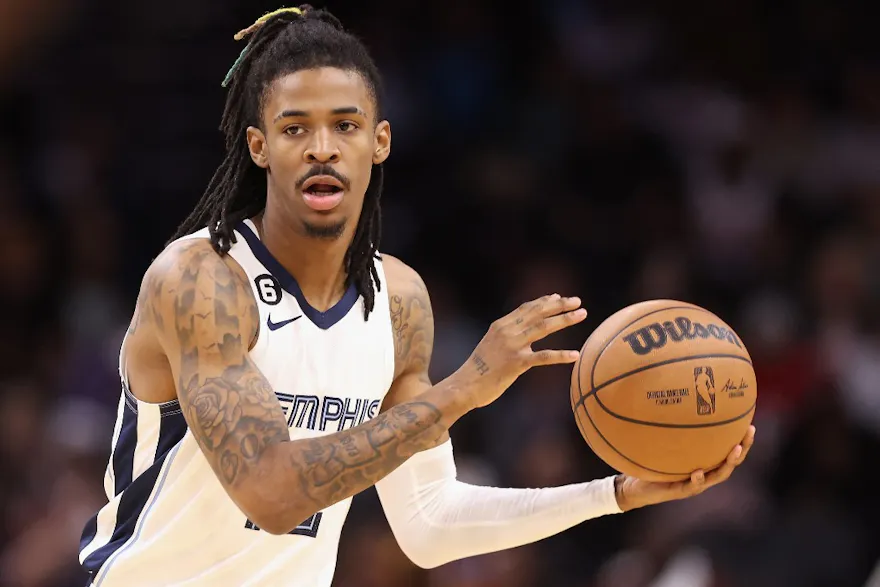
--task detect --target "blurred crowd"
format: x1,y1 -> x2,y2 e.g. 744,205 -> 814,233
1,0 -> 879,586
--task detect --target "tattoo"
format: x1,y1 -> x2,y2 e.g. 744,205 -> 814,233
389,294 -> 408,348
389,275 -> 434,383
128,264 -> 166,335
286,402 -> 444,508
275,265 -> 446,517
128,304 -> 142,335
473,354 -> 490,375
149,242 -> 288,486
149,243 -> 450,527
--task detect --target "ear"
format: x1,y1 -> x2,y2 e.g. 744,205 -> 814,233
372,120 -> 391,165
246,126 -> 269,169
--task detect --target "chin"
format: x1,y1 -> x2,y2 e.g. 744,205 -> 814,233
303,218 -> 347,240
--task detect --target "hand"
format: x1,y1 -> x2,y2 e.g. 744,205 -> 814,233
614,425 -> 756,512
457,294 -> 587,410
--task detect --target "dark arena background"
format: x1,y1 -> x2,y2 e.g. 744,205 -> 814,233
1,0 -> 879,586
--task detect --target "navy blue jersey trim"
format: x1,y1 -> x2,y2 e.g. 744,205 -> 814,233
79,514 -> 98,555
81,453 -> 167,573
123,378 -> 180,417
155,410 -> 186,461
235,221 -> 360,330
79,395 -> 188,576
121,381 -> 138,414
111,402 -> 137,496
158,400 -> 182,418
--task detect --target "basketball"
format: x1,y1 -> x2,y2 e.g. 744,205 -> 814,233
570,300 -> 757,482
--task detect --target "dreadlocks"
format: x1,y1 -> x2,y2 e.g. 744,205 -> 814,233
169,5 -> 385,319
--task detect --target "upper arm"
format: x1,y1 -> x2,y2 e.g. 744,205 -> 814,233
381,255 -> 446,439
148,240 -> 257,389
144,240 -> 290,501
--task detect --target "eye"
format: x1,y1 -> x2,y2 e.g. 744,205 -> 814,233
337,121 -> 358,133
284,125 -> 305,136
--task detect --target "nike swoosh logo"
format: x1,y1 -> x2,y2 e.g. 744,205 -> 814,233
267,315 -> 302,331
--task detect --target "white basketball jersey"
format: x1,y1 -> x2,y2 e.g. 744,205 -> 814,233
79,219 -> 395,586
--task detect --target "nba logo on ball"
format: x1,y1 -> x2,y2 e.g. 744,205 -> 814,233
693,366 -> 716,416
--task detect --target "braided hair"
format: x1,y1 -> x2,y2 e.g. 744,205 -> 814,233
169,5 -> 385,319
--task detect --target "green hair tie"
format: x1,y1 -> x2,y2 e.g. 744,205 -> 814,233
221,44 -> 250,88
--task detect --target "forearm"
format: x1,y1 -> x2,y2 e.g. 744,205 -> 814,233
376,440 -> 623,568
254,380 -> 473,533
155,243 -> 478,533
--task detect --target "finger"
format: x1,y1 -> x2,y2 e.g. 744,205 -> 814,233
522,308 -> 588,342
703,443 -> 742,487
503,294 -> 562,327
527,349 -> 581,367
736,425 -> 756,464
535,295 -> 582,319
514,295 -> 581,325
679,469 -> 706,497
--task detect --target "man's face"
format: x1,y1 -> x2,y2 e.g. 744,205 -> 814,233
246,67 -> 391,240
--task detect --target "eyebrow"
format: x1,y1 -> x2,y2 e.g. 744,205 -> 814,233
274,109 -> 308,122
274,106 -> 366,122
331,106 -> 365,116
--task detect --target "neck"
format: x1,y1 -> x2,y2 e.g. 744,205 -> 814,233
254,209 -> 352,312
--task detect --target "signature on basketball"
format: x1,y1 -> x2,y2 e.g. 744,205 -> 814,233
721,378 -> 749,398
622,316 -> 744,356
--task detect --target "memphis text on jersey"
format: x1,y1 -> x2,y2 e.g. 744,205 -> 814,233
276,392 -> 381,432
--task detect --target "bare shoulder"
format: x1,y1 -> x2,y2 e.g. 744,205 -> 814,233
131,238 -> 259,360
147,238 -> 251,293
381,254 -> 422,290
380,254 -> 434,380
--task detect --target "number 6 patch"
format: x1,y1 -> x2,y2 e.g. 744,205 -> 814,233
254,274 -> 283,305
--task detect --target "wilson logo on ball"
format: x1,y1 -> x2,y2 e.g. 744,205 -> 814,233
622,317 -> 744,356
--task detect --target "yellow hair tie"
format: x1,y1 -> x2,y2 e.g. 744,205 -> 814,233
233,7 -> 303,41
222,7 -> 304,87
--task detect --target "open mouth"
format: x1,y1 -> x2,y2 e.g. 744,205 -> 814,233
301,175 -> 345,211
303,183 -> 343,197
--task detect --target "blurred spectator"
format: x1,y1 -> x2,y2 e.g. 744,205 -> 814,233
0,0 -> 877,586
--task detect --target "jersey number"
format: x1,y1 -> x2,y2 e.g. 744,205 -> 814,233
244,512 -> 322,538
255,274 -> 282,305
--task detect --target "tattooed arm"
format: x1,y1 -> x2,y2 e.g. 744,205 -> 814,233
379,255 -> 588,415
146,240 -> 476,534
381,256 -> 447,439
145,240 -> 584,535
375,256 -> 625,569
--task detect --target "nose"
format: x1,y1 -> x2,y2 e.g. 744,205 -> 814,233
303,128 -> 340,164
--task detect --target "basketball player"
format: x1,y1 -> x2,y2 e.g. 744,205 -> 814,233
78,6 -> 756,586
